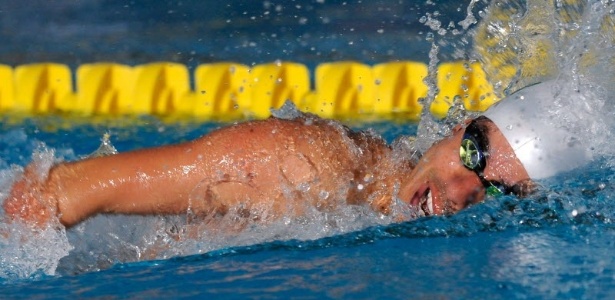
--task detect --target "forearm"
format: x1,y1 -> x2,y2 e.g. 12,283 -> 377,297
53,141 -> 210,226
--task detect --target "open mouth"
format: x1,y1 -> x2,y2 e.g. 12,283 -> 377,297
419,189 -> 434,216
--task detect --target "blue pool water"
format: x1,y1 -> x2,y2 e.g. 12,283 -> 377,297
0,0 -> 482,68
2,118 -> 615,299
5,225 -> 615,298
2,0 -> 615,299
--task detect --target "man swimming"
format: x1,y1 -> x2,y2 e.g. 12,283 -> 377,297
2,81 -> 593,229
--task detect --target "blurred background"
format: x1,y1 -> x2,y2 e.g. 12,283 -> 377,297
0,0 -> 483,69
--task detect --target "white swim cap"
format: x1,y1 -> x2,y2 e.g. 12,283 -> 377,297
483,80 -> 593,179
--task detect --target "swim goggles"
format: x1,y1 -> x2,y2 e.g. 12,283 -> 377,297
459,117 -> 515,197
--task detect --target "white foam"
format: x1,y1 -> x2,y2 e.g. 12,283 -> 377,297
0,222 -> 72,280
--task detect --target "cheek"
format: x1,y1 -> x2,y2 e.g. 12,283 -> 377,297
435,174 -> 485,213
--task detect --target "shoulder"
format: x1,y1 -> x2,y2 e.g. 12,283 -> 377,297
205,114 -> 383,150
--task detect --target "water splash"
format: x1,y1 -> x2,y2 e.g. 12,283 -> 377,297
415,0 -> 486,153
0,223 -> 71,280
1,0 -> 615,281
55,196 -> 396,275
270,100 -> 303,120
87,133 -> 118,158
416,0 -> 615,160
474,0 -> 615,96
0,146 -> 72,281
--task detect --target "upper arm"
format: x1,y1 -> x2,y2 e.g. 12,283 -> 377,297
186,117 -> 360,217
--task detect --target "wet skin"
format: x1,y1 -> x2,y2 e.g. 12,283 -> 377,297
3,115 -> 530,228
398,118 -> 530,215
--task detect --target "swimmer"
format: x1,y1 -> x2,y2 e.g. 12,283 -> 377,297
2,81 -> 593,228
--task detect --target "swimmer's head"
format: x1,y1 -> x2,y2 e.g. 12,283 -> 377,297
483,80 -> 593,179
397,80 -> 594,217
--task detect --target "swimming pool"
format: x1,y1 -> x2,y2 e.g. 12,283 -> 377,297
2,0 -> 615,298
2,117 -> 615,298
0,116 -> 615,298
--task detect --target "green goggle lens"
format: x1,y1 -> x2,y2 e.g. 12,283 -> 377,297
485,183 -> 505,196
460,138 -> 482,170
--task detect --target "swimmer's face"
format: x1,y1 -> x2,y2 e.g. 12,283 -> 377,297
398,117 -> 533,216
